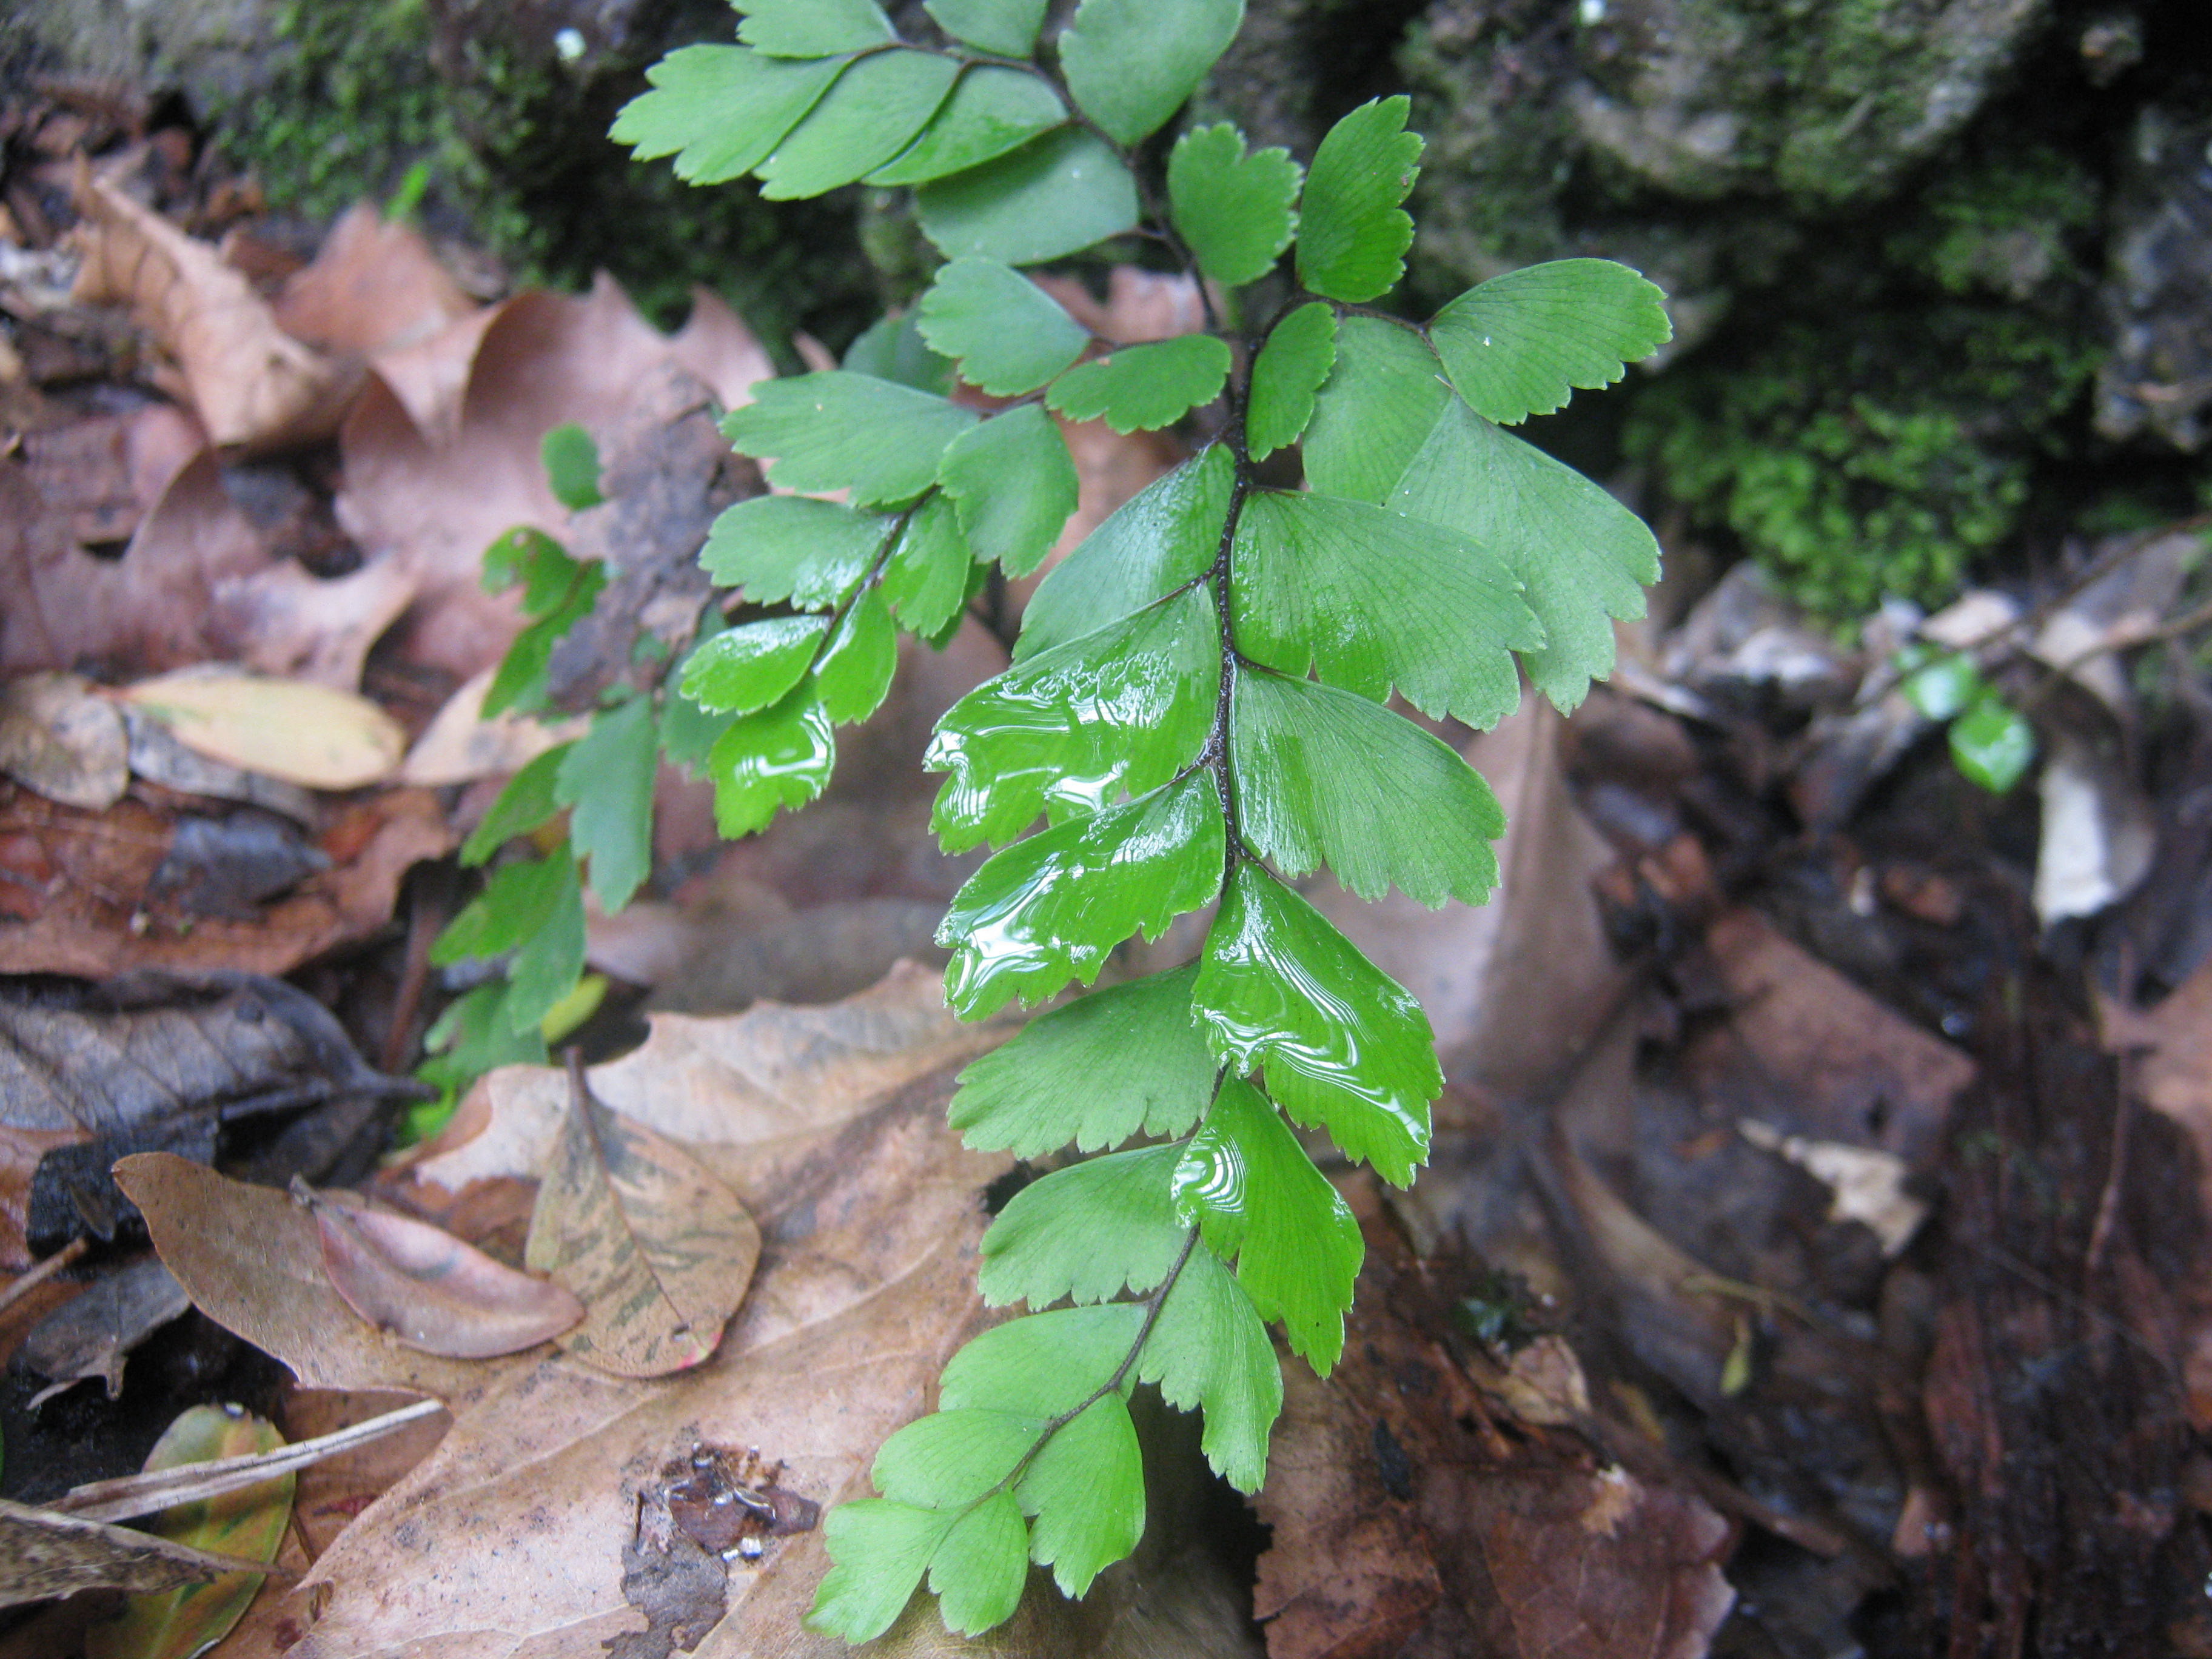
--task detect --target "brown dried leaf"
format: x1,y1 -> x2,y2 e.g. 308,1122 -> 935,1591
0,672 -> 129,809
270,204 -> 475,361
2102,954 -> 2212,1221
1689,908 -> 1975,1160
1258,1187 -> 1734,1659
69,170 -> 355,451
300,1182 -> 585,1360
18,1256 -> 190,1406
337,278 -> 773,682
524,1061 -> 760,1377
0,1498 -> 289,1612
0,786 -> 452,979
114,1155 -> 488,1402
409,960 -> 1000,1189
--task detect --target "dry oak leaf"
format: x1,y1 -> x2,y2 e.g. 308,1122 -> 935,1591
69,169 -> 356,452
270,203 -> 477,364
0,672 -> 130,810
335,276 -> 774,683
133,965 -> 1013,1659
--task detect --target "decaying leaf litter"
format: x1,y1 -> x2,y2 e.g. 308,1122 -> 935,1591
4,73 -> 2212,1659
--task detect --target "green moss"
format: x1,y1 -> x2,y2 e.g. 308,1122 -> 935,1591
1628,307 -> 2098,615
206,0 -> 452,220
1886,146 -> 2098,300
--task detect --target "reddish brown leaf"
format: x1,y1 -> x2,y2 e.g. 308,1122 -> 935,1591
301,1182 -> 584,1360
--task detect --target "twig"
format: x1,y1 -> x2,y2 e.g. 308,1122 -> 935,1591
50,1398 -> 447,1523
0,1236 -> 88,1318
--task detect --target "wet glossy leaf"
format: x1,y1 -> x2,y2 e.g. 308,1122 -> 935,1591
1234,670 -> 1503,905
1017,1393 -> 1144,1597
1136,1244 -> 1280,1491
1246,300 -> 1335,461
1045,334 -> 1232,434
916,127 -> 1138,265
720,373 -> 977,507
1429,258 -> 1672,424
929,1489 -> 1028,1636
815,589 -> 898,724
917,258 -> 1091,397
937,773 -> 1225,1017
1232,487 -> 1540,729
706,687 -> 837,837
874,1411 -> 1039,1509
1170,1077 -> 1361,1370
83,1407 -> 291,1659
755,50 -> 959,199
947,962 -> 1216,1155
610,46 -> 845,185
1302,315 -> 1450,502
1296,95 -> 1422,303
978,1142 -> 1187,1307
524,1071 -> 761,1376
1193,866 -> 1439,1185
736,0 -> 892,56
866,65 -> 1066,186
699,493 -> 889,608
879,494 -> 972,637
1016,444 -> 1233,659
678,613 -> 829,715
927,585 -> 1218,850
1389,396 -> 1660,711
1951,694 -> 2036,793
303,1184 -> 584,1358
1059,0 -> 1243,147
809,1500 -> 955,1643
938,403 -> 1080,575
1167,123 -> 1302,289
555,695 -> 657,913
940,1304 -> 1144,1416
925,0 -> 1048,55
540,422 -> 602,511
460,742 -> 569,865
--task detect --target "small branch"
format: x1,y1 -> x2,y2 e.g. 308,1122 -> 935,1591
0,1236 -> 88,1319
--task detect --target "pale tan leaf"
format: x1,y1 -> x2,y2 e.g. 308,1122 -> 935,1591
397,666 -> 583,786
301,1182 -> 584,1360
524,1059 -> 761,1378
117,669 -> 406,790
0,672 -> 128,809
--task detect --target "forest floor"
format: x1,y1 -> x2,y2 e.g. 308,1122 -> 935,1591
4,76 -> 2212,1659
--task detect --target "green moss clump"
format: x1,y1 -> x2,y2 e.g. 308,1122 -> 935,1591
206,0 -> 452,220
1627,309 -> 2097,615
